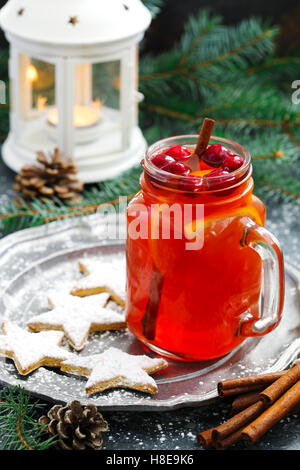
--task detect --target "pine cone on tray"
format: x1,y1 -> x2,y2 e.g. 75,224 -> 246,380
13,148 -> 84,202
39,400 -> 108,450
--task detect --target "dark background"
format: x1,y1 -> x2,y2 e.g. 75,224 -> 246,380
145,0 -> 300,54
0,0 -> 300,54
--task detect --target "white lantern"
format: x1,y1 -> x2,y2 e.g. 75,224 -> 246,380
0,0 -> 151,182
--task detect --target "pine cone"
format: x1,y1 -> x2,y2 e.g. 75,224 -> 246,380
39,401 -> 108,450
13,148 -> 84,202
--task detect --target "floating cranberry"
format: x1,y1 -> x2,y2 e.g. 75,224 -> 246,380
206,169 -> 236,190
152,153 -> 175,169
163,161 -> 191,176
179,176 -> 203,192
166,145 -> 191,160
222,154 -> 243,172
202,144 -> 232,167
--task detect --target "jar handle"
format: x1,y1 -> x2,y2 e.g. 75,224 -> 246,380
237,217 -> 285,337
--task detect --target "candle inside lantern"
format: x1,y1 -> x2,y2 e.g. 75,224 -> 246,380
47,100 -> 103,128
27,64 -> 38,82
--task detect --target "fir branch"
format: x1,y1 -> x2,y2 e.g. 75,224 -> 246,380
140,14 -> 278,85
189,25 -> 275,71
283,123 -> 300,149
139,8 -> 300,204
1,8 -> 300,232
0,387 -> 56,450
252,151 -> 284,160
142,103 -> 197,122
247,56 -> 300,75
0,166 -> 142,234
262,184 -> 300,201
177,9 -> 223,68
141,103 -> 298,130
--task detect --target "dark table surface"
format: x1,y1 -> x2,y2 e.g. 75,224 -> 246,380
0,157 -> 300,451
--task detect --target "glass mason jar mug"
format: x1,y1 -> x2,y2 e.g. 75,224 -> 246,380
126,135 -> 285,361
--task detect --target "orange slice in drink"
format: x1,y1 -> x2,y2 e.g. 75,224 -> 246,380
184,205 -> 263,240
148,193 -> 264,274
190,169 -> 213,177
150,204 -> 263,274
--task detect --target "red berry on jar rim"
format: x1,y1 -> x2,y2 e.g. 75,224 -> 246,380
202,144 -> 233,167
222,154 -> 243,172
152,153 -> 175,169
166,145 -> 191,160
163,161 -> 191,176
206,169 -> 236,190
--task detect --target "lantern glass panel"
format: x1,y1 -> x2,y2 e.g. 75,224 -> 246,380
60,60 -> 123,153
91,61 -> 122,152
17,54 -> 56,150
92,61 -> 120,111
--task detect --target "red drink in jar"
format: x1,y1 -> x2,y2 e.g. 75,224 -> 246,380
126,135 -> 284,361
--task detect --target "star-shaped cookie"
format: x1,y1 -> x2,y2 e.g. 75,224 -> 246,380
0,321 -> 71,376
46,290 -> 108,310
61,347 -> 168,395
71,259 -> 126,307
28,293 -> 126,351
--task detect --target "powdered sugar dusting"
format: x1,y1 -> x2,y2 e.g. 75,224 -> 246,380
47,291 -> 109,310
73,258 -> 126,302
63,353 -> 103,375
76,347 -> 168,392
28,293 -> 126,350
0,321 -> 71,372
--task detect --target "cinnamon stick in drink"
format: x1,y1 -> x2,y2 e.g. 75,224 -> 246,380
194,118 -> 215,157
142,117 -> 215,338
189,118 -> 215,171
260,363 -> 300,404
218,370 -> 286,397
242,381 -> 300,444
142,263 -> 164,340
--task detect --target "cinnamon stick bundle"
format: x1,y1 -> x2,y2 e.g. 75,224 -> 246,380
198,367 -> 300,450
197,400 -> 267,449
242,381 -> 300,444
259,363 -> 300,404
196,429 -> 214,449
214,428 -> 245,450
219,385 -> 266,398
198,398 -> 300,451
212,400 -> 266,442
218,371 -> 286,397
231,391 -> 263,414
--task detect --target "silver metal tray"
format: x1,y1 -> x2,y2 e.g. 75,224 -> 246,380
0,214 -> 299,411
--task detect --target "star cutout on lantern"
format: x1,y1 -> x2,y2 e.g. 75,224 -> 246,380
0,321 -> 71,376
27,292 -> 126,351
17,8 -> 24,16
61,347 -> 168,395
69,16 -> 79,26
